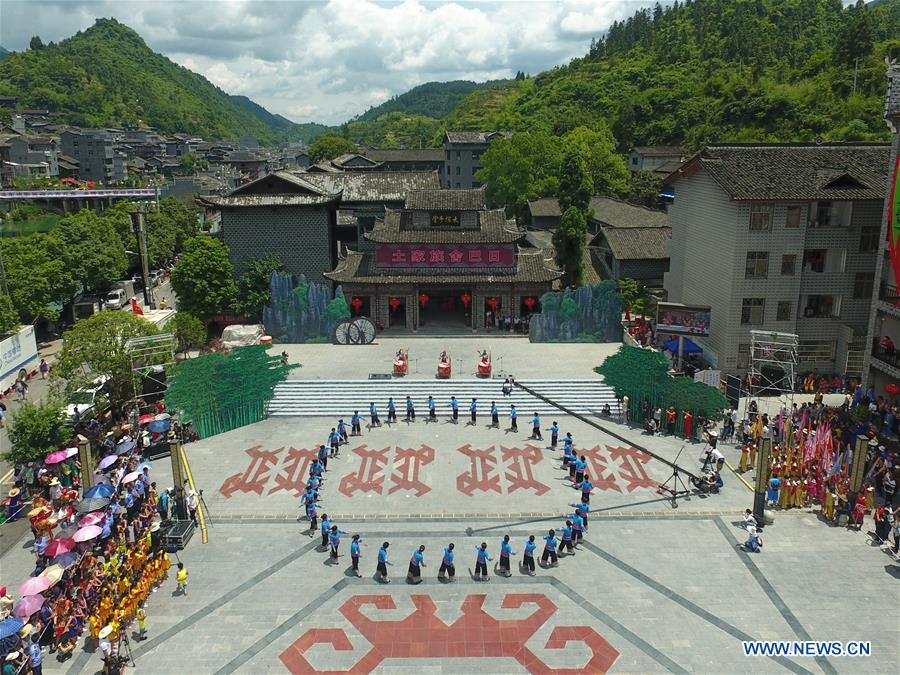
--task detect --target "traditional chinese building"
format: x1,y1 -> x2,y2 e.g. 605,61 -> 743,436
325,189 -> 562,330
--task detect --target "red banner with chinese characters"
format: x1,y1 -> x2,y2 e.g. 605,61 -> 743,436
375,244 -> 515,268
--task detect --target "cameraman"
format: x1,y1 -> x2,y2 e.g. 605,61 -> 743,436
98,625 -> 115,674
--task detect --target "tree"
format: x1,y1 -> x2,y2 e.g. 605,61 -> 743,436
50,209 -> 128,292
2,399 -> 72,465
324,292 -> 350,323
53,311 -> 160,406
169,312 -> 207,354
562,126 -> 629,198
0,234 -> 77,322
234,254 -> 285,320
557,148 -> 593,212
145,210 -> 178,265
0,293 -> 19,335
627,171 -> 663,208
159,197 -> 199,249
170,236 -> 236,320
308,134 -> 356,163
552,206 -> 588,287
29,36 -> 45,51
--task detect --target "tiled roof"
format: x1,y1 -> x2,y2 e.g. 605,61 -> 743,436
405,188 -> 486,211
598,226 -> 671,260
666,143 -> 890,201
326,250 -> 561,285
230,170 -> 332,197
331,153 -> 380,168
305,161 -> 343,173
298,171 -> 440,204
527,198 -> 561,218
632,146 -> 684,156
524,230 -> 600,285
198,193 -> 340,208
444,131 -> 512,144
363,148 -> 444,162
366,209 -> 522,243
589,198 -> 668,228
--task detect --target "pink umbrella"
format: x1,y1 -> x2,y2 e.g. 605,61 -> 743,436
45,451 -> 69,465
72,525 -> 102,542
19,576 -> 53,596
139,414 -> 154,424
13,595 -> 46,618
44,537 -> 75,557
121,471 -> 140,484
79,513 -> 104,527
97,455 -> 118,470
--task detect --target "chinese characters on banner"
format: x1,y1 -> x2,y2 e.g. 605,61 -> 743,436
219,444 -> 656,499
375,244 -> 515,268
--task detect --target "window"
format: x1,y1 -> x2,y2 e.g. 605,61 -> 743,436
737,343 -> 751,369
859,226 -> 880,253
740,298 -> 765,325
455,182 -> 460,188
803,295 -> 840,318
785,205 -> 802,228
631,156 -> 639,166
853,272 -> 874,299
798,339 -> 836,363
472,153 -> 481,163
776,301 -> 793,321
745,252 -> 769,279
803,249 -> 825,273
749,204 -> 773,231
812,201 -> 832,228
455,166 -> 460,175
455,151 -> 460,160
781,254 -> 796,276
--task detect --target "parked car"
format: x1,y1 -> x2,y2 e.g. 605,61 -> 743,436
105,288 -> 128,310
64,376 -> 109,421
149,270 -> 163,287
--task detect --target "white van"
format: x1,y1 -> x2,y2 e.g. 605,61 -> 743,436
105,288 -> 128,310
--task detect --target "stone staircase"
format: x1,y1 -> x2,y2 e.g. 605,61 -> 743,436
268,379 -> 620,418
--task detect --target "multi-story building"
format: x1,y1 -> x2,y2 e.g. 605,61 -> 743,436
442,131 -> 510,189
7,135 -> 59,177
60,128 -> 127,183
627,146 -> 685,175
664,142 -> 890,377
863,63 -> 900,394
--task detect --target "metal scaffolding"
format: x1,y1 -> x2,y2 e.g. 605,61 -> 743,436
125,333 -> 176,403
748,330 -> 799,399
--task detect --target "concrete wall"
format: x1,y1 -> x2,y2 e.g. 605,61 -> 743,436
442,143 -> 488,189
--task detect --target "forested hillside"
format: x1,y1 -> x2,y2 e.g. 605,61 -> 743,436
355,80 -> 510,122
439,0 -> 900,149
0,19 -> 309,143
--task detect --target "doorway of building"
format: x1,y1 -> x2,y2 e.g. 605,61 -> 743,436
418,290 -> 471,329
387,297 -> 406,328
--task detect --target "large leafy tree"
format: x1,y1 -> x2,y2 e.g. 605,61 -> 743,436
234,254 -> 285,320
53,311 -> 160,406
158,197 -> 199,249
552,206 -> 588,287
3,399 -> 72,465
50,209 -> 128,291
0,293 -> 20,334
562,126 -> 629,198
308,134 -> 356,163
1,234 -> 77,321
557,148 -> 593,212
145,210 -> 178,265
168,312 -> 207,354
170,236 -> 236,320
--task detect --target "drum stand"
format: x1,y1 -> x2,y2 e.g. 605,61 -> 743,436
657,447 -> 691,508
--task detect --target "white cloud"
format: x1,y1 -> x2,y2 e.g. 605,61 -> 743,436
1,0 -> 654,124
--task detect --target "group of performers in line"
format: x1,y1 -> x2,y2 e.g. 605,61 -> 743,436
300,415 -> 598,582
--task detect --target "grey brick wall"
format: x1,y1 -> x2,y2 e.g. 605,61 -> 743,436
222,206 -> 334,283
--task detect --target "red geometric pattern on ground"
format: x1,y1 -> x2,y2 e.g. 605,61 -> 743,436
581,446 -> 623,493
456,444 -> 502,496
268,446 -> 318,497
338,445 -> 390,497
278,593 -> 619,674
219,445 -> 282,498
388,445 -> 435,496
607,445 -> 656,493
502,445 -> 550,496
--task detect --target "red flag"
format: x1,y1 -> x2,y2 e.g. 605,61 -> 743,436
130,298 -> 144,316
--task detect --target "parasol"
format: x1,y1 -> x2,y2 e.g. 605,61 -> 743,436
115,439 -> 136,455
97,455 -> 118,470
45,451 -> 69,465
64,447 -> 79,458
83,484 -> 115,499
121,471 -> 140,484
0,617 -> 25,639
18,576 -> 53,597
139,414 -> 154,424
44,538 -> 75,558
13,595 -> 45,619
74,497 -> 109,514
72,525 -> 102,542
147,419 -> 170,433
79,513 -> 105,527
50,551 -> 80,569
154,412 -> 171,420
40,564 -> 65,586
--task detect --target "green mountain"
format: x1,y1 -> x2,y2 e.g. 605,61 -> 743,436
437,0 -> 900,149
356,80 -> 510,122
229,95 -> 330,143
0,18 -> 309,144
0,46 -> 9,60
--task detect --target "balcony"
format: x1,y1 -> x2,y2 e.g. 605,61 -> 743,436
871,344 -> 900,370
881,282 -> 900,304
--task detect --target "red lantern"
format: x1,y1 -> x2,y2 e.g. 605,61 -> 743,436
350,297 -> 363,314
460,293 -> 471,308
418,293 -> 429,307
886,382 -> 900,398
523,296 -> 536,311
389,297 -> 401,312
487,297 -> 499,312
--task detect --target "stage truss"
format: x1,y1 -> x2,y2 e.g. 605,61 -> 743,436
748,330 -> 799,402
126,333 -> 176,404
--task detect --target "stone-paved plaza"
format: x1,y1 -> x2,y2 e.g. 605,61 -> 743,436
0,341 -> 897,674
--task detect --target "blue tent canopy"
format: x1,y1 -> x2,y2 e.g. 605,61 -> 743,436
664,337 -> 702,354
